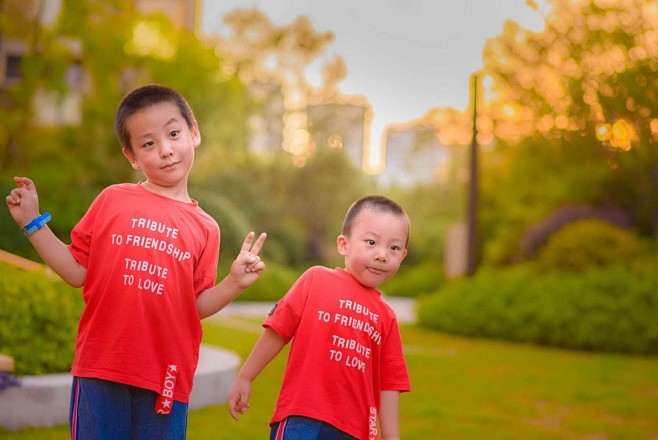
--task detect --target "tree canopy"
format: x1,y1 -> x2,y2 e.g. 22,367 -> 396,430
425,0 -> 658,265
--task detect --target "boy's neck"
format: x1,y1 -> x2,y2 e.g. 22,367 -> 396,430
140,180 -> 192,203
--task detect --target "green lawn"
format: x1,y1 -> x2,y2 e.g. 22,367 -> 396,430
3,316 -> 658,439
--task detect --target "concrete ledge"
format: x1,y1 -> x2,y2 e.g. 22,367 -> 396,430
0,345 -> 241,432
189,345 -> 241,410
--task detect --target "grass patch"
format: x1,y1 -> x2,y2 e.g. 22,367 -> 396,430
2,319 -> 658,439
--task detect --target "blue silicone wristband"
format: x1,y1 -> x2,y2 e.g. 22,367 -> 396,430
22,212 -> 51,236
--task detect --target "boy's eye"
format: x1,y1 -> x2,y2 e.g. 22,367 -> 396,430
142,141 -> 155,148
170,130 -> 180,138
365,239 -> 375,245
391,245 -> 401,251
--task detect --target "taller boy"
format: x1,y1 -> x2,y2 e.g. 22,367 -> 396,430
6,84 -> 266,439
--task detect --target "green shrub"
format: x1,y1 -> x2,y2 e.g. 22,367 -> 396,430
536,220 -> 646,272
0,262 -> 83,375
417,260 -> 658,355
380,260 -> 445,298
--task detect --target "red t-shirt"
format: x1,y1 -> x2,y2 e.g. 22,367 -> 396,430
264,266 -> 411,440
68,183 -> 219,403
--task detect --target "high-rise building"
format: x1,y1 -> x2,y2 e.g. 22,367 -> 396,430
379,123 -> 447,187
306,103 -> 367,169
246,80 -> 285,155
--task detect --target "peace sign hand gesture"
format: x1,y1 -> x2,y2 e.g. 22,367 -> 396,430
197,231 -> 267,319
229,231 -> 267,289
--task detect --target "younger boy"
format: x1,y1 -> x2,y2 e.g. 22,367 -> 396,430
5,84 -> 266,439
228,195 -> 411,440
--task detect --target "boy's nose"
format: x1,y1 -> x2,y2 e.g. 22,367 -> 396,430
160,144 -> 174,158
375,248 -> 387,262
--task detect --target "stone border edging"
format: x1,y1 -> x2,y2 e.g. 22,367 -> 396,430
0,345 -> 240,432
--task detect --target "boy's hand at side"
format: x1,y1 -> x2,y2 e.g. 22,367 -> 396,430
227,328 -> 286,421
228,232 -> 267,289
227,377 -> 252,421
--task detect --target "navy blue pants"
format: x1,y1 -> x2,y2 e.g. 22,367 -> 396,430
70,376 -> 188,439
270,416 -> 357,440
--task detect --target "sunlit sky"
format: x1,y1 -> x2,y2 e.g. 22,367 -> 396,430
201,0 -> 547,162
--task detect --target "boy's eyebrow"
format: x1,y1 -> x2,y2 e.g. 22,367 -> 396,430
163,117 -> 180,127
134,118 -> 181,141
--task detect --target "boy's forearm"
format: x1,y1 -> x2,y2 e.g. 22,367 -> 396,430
28,226 -> 86,287
238,328 -> 286,381
228,328 -> 283,421
379,390 -> 401,440
196,274 -> 244,319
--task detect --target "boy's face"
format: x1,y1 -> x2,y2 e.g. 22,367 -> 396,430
337,209 -> 408,288
122,102 -> 200,193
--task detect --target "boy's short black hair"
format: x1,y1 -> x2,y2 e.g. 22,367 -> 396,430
115,84 -> 196,152
342,195 -> 410,245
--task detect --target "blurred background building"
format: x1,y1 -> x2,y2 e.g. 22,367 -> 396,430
379,123 -> 447,187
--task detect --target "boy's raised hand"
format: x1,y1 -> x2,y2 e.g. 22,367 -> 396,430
229,231 -> 267,289
6,177 -> 40,226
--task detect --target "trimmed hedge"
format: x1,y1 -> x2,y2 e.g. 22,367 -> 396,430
417,259 -> 658,355
380,260 -> 445,298
536,219 -> 646,272
0,262 -> 83,375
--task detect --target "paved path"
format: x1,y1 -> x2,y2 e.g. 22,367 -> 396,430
214,297 -> 417,324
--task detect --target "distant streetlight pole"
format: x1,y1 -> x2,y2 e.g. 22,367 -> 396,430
466,72 -> 479,276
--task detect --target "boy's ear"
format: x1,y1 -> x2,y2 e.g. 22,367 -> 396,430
122,147 -> 140,170
337,235 -> 348,256
192,121 -> 201,148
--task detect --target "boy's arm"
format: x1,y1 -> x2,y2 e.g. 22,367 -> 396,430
196,232 -> 267,319
228,327 -> 286,421
6,177 -> 86,287
379,390 -> 401,440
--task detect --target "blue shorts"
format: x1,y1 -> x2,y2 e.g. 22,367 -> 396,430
270,416 -> 357,440
69,376 -> 188,440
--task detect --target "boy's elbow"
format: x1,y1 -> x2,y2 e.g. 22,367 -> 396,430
62,274 -> 85,288
69,278 -> 85,288
60,266 -> 86,288
195,293 -> 216,320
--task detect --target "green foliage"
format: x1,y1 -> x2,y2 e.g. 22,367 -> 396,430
479,136 -> 615,266
536,219 -> 647,272
385,179 -> 464,265
380,260 -> 445,298
417,260 -> 658,355
476,0 -> 658,266
284,148 -> 375,263
195,147 -> 374,268
0,263 -> 83,375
